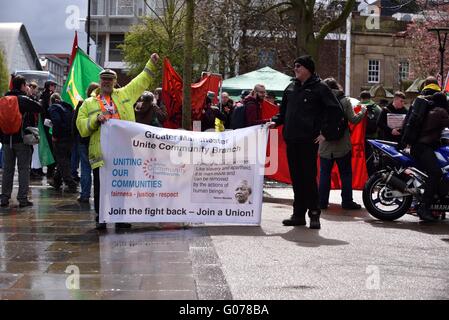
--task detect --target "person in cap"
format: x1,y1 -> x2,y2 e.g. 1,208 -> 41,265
134,91 -> 168,127
76,53 -> 160,230
270,55 -> 343,229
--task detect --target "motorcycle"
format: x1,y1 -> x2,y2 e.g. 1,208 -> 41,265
362,136 -> 449,221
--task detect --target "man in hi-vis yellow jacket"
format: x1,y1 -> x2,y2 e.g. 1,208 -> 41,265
77,53 -> 159,230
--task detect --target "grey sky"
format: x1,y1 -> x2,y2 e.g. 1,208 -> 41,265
0,0 -> 89,54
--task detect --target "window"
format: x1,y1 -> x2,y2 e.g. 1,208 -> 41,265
92,0 -> 106,15
258,49 -> 276,68
399,61 -> 410,81
110,0 -> 134,16
109,34 -> 125,61
368,60 -> 380,83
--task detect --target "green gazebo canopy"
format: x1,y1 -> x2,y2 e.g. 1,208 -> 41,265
222,66 -> 293,101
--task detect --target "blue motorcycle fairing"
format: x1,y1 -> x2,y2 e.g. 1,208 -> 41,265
368,140 -> 449,180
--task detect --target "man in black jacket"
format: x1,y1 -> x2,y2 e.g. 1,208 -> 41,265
377,91 -> 407,143
411,91 -> 449,221
271,55 -> 342,229
1,76 -> 43,207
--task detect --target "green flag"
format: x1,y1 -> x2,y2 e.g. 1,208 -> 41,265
61,48 -> 103,108
37,115 -> 54,167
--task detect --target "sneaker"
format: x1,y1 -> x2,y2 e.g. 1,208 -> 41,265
282,214 -> 306,226
19,201 -> 33,208
95,223 -> 107,230
308,210 -> 321,229
342,201 -> 362,210
115,223 -> 132,229
77,197 -> 90,203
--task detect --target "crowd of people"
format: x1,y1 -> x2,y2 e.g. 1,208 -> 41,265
1,52 -> 448,229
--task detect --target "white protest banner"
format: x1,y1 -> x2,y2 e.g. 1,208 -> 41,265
99,120 -> 269,225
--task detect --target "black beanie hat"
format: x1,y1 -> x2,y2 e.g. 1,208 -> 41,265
294,55 -> 315,74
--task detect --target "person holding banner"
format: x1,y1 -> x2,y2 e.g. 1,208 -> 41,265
270,55 -> 343,230
76,53 -> 160,230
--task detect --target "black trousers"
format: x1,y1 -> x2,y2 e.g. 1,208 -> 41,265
286,142 -> 319,216
410,143 -> 442,208
52,141 -> 76,189
93,167 -> 100,220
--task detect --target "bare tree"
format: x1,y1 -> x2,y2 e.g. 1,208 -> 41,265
264,0 -> 356,62
183,0 -> 195,130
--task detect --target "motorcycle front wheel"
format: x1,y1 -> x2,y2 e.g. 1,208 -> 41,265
363,172 -> 413,221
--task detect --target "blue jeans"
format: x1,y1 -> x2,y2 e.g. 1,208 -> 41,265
71,141 -> 80,178
319,152 -> 353,207
78,143 -> 92,199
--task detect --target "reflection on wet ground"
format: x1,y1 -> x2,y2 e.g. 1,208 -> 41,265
0,178 -> 231,300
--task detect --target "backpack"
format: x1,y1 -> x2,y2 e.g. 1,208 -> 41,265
49,103 -> 74,139
0,96 -> 22,134
230,102 -> 246,129
365,104 -> 380,135
321,96 -> 348,141
401,96 -> 430,146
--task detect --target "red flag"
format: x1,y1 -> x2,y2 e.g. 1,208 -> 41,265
328,106 -> 368,190
68,32 -> 78,68
261,100 -> 291,183
261,101 -> 369,190
161,58 -> 222,128
162,58 -> 183,128
444,72 -> 449,93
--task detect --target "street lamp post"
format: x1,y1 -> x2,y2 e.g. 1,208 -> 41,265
336,4 -> 343,84
79,18 -> 98,62
428,27 -> 449,83
87,0 -> 91,55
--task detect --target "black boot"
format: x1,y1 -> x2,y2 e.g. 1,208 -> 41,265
417,205 -> 437,222
95,216 -> 107,230
308,209 -> 321,229
282,213 -> 306,226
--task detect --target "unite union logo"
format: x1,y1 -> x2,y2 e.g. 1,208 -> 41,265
142,158 -> 186,178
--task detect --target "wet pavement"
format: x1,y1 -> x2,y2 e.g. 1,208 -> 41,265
0,175 -> 448,299
0,176 -> 231,300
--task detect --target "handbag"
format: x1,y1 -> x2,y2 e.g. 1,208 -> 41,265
23,126 -> 40,145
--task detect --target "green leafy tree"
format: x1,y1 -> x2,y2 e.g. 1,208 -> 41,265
0,49 -> 9,96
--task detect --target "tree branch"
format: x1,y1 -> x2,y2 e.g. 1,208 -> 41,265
316,0 -> 355,41
261,1 -> 293,15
